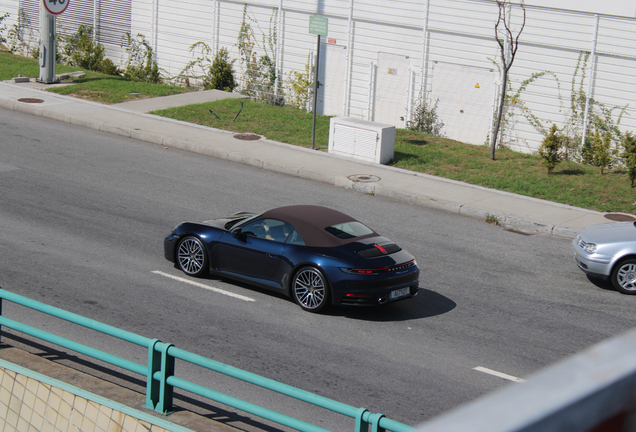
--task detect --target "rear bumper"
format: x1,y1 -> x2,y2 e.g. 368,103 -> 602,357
329,267 -> 420,306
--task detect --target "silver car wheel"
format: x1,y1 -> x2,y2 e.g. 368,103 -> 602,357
613,259 -> 636,295
177,236 -> 207,277
293,267 -> 329,312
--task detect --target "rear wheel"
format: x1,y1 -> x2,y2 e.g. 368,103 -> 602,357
177,236 -> 208,277
612,259 -> 636,294
292,267 -> 330,312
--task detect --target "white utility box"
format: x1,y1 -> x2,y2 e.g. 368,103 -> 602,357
327,117 -> 395,164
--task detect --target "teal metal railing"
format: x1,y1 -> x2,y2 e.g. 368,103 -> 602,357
0,288 -> 413,432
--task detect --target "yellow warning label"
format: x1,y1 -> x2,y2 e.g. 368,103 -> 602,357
475,83 -> 480,88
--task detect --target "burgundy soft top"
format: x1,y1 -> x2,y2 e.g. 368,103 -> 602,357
261,205 -> 378,247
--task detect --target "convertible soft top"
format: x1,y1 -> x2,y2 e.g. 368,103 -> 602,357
261,205 -> 378,247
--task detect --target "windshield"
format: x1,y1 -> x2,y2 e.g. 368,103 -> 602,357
324,221 -> 374,239
225,214 -> 261,231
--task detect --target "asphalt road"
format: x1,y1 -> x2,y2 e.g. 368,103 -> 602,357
1,107 -> 636,431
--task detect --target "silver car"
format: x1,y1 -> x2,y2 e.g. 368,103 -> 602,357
572,221 -> 636,294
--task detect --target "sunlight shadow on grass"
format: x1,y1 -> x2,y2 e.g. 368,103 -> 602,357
405,138 -> 429,146
555,168 -> 585,176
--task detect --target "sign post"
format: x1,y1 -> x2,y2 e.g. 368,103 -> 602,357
309,15 -> 328,150
39,0 -> 69,83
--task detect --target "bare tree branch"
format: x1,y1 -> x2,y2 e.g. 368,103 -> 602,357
490,1 -> 526,160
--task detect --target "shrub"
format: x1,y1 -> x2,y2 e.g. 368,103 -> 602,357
0,13 -> 8,46
205,47 -> 236,92
622,132 -> 636,187
121,33 -> 160,83
287,60 -> 312,110
407,98 -> 444,136
62,25 -> 119,75
538,124 -> 563,174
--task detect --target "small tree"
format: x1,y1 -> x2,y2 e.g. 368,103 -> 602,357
538,124 -> 563,174
205,47 -> 237,91
622,132 -> 636,187
490,0 -> 526,160
590,130 -> 615,175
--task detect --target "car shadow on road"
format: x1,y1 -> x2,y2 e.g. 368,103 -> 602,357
586,275 -> 617,293
327,288 -> 456,322
203,273 -> 456,321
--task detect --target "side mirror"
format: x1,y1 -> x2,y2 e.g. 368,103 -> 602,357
231,228 -> 243,239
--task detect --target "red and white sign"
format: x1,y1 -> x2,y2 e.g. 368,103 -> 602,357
43,0 -> 69,15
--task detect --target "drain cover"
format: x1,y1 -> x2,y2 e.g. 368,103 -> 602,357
17,98 -> 44,103
604,213 -> 636,222
348,174 -> 380,183
233,133 -> 261,141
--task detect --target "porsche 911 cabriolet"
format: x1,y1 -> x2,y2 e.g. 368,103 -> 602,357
164,205 -> 420,312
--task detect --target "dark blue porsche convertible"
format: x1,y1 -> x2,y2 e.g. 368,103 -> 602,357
164,205 -> 420,312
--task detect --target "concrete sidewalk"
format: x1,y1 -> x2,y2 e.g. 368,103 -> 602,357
0,79 -> 622,238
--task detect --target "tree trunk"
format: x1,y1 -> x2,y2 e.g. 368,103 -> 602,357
490,67 -> 508,160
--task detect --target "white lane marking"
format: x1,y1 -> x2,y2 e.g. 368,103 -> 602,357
474,366 -> 526,383
152,271 -> 256,302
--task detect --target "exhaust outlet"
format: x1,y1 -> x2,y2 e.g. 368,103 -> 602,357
378,297 -> 388,304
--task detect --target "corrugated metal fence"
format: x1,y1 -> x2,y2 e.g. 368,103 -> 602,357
1,0 -> 636,152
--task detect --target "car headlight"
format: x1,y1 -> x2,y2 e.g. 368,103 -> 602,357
583,243 -> 597,254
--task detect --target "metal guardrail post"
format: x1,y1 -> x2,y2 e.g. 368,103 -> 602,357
354,408 -> 370,432
158,342 -> 175,414
145,339 -> 162,410
368,412 -> 386,432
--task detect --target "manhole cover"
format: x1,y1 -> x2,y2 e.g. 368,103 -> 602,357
348,174 -> 381,183
17,98 -> 44,103
604,213 -> 636,222
233,133 -> 261,141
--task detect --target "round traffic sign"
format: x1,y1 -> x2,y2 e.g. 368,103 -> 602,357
43,0 -> 69,15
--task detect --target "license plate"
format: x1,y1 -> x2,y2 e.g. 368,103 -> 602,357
390,287 -> 410,299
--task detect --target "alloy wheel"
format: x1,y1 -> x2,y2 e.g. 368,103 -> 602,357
293,267 -> 328,312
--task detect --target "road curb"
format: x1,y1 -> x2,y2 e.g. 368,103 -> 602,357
0,94 -> 591,239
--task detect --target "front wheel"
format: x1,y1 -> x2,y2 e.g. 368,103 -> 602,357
612,259 -> 636,294
177,236 -> 208,277
292,267 -> 330,312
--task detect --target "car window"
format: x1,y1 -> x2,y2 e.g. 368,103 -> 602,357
285,229 -> 305,245
324,221 -> 374,239
241,218 -> 295,242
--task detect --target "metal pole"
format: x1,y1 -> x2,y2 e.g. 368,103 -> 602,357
311,34 -> 321,150
38,3 -> 57,83
343,0 -> 354,116
582,14 -> 599,149
367,61 -> 374,121
274,0 -> 283,96
420,0 -> 430,100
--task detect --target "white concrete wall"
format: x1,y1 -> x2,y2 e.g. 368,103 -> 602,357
2,0 -> 636,153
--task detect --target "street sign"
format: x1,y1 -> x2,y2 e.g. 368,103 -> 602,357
43,0 -> 69,15
309,15 -> 328,36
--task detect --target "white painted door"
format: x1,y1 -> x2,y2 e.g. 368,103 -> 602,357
430,62 -> 495,145
374,52 -> 409,127
316,43 -> 346,116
